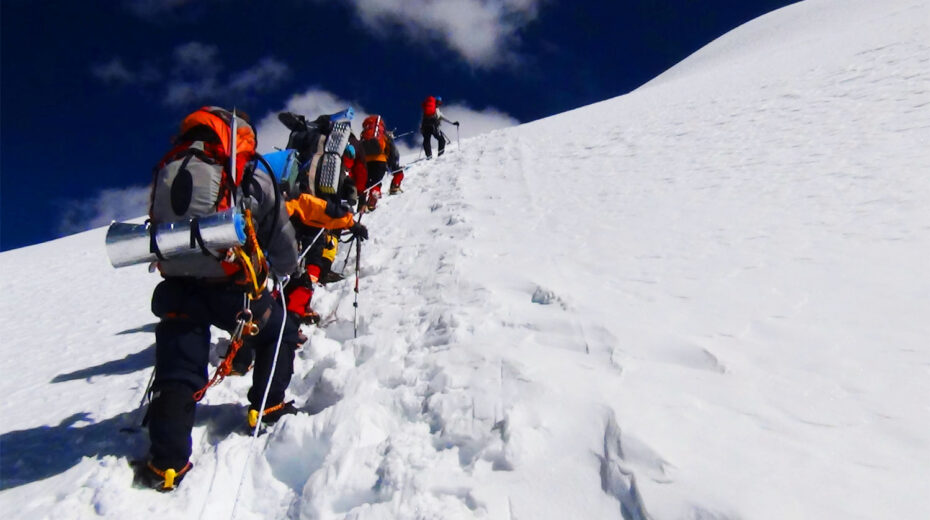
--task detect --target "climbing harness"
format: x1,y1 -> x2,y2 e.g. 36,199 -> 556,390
192,298 -> 259,402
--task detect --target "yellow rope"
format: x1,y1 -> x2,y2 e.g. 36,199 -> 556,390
232,208 -> 268,300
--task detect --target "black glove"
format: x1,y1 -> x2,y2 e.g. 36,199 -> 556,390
278,112 -> 307,132
324,200 -> 350,219
453,121 -> 460,126
349,222 -> 368,241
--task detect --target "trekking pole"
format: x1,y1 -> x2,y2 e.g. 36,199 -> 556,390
339,210 -> 365,273
339,236 -> 356,274
231,108 -> 238,193
440,130 -> 452,156
456,125 -> 461,151
119,366 -> 156,433
353,234 -> 361,338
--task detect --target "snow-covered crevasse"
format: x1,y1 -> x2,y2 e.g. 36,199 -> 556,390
2,0 -> 929,518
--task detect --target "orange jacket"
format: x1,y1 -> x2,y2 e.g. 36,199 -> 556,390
285,194 -> 355,230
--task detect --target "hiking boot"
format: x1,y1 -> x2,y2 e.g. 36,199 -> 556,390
320,271 -> 345,285
366,190 -> 381,211
133,460 -> 193,492
247,401 -> 299,428
229,363 -> 252,376
389,186 -> 403,195
301,309 -> 321,325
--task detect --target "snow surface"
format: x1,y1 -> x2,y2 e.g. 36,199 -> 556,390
2,0 -> 929,518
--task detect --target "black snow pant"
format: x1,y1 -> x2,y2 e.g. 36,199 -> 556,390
421,122 -> 445,158
365,161 -> 388,192
147,278 -> 300,469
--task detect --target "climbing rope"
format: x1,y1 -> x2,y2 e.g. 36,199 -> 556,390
230,277 -> 289,519
233,208 -> 269,300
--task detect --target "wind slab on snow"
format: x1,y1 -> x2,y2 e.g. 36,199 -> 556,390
2,0 -> 929,518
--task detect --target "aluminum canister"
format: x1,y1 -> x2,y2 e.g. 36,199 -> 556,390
105,209 -> 246,268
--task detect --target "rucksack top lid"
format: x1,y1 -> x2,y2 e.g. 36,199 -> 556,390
179,107 -> 257,183
362,114 -> 383,127
361,115 -> 385,137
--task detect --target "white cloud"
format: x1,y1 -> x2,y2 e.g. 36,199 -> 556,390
91,42 -> 290,107
173,42 -> 221,76
230,58 -> 290,94
435,103 -> 520,139
335,0 -> 544,67
58,186 -> 152,236
163,77 -> 220,107
91,58 -> 136,84
161,43 -> 290,107
90,59 -> 162,85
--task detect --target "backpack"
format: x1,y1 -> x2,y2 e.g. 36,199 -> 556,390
360,115 -> 388,160
277,113 -> 353,200
280,112 -> 324,163
149,106 -> 269,290
296,120 -> 352,198
259,149 -> 300,190
422,96 -> 437,117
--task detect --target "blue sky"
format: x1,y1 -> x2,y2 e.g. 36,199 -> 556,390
0,0 -> 797,251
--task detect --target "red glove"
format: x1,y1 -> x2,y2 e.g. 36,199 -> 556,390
286,285 -> 313,316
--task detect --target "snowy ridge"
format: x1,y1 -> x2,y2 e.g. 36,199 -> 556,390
2,0 -> 930,518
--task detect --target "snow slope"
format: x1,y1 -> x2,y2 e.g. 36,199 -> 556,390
2,0 -> 929,518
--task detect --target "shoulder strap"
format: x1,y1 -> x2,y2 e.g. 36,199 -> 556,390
241,156 -> 281,252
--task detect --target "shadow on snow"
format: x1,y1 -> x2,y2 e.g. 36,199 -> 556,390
0,402 -> 243,490
50,344 -> 156,383
116,323 -> 158,335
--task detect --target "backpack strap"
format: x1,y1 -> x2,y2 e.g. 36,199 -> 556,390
189,216 -> 226,260
146,219 -> 167,261
254,154 -> 281,252
237,156 -> 281,254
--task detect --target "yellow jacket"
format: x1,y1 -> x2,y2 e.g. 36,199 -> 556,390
285,194 -> 355,229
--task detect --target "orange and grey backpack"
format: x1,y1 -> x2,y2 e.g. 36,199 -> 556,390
360,115 -> 389,162
149,106 -> 271,295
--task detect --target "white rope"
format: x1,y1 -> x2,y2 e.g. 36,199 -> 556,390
230,280 -> 289,519
297,228 -> 327,265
